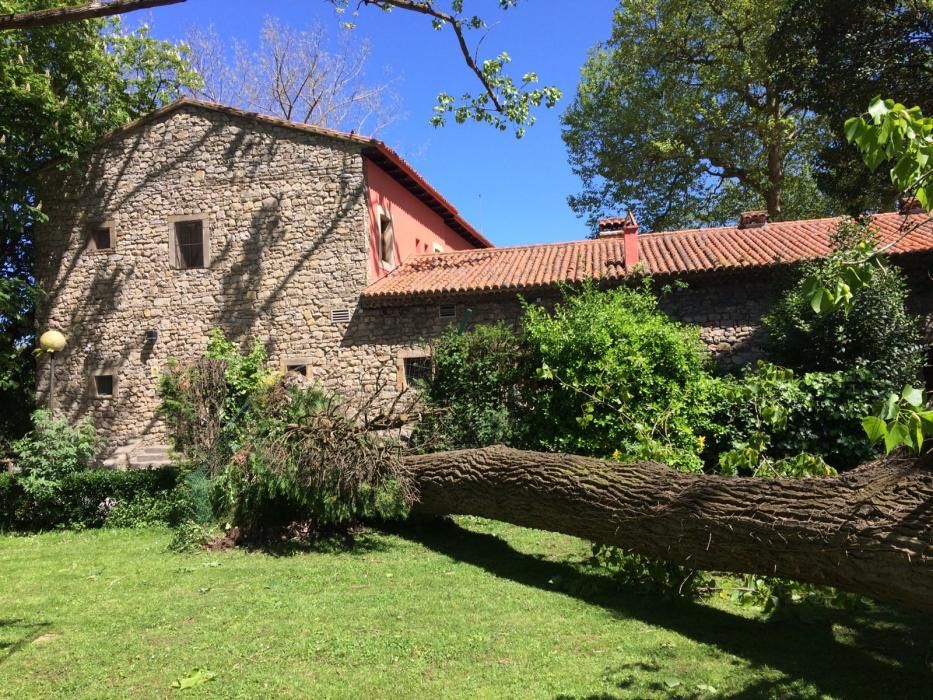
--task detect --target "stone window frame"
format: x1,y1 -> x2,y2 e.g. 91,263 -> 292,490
396,348 -> 432,390
87,218 -> 116,253
281,358 -> 314,379
377,206 -> 396,271
88,365 -> 120,399
167,214 -> 211,270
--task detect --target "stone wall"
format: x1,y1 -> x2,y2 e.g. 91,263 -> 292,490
350,275 -> 778,405
35,104 -> 373,450
355,257 -> 933,403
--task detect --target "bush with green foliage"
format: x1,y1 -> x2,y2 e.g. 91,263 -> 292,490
159,329 -> 273,470
522,282 -> 716,471
711,362 -> 883,471
764,217 -> 923,391
10,409 -> 98,504
411,322 -> 526,451
0,466 -> 188,531
12,409 -> 97,481
213,379 -> 413,538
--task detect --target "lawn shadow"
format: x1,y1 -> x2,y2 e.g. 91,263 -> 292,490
237,526 -> 393,558
387,516 -> 932,700
0,618 -> 52,665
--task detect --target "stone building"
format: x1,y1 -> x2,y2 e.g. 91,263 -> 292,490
34,99 -> 933,464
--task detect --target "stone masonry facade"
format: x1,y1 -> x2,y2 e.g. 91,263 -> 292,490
35,104 -> 376,450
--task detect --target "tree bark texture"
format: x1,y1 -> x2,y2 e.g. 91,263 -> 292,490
404,446 -> 932,613
0,0 -> 184,31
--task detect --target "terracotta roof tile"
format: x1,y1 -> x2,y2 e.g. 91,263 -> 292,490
362,212 -> 933,300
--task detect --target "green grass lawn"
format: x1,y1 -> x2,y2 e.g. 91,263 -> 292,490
0,517 -> 929,699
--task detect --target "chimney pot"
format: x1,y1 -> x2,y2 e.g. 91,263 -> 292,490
598,211 -> 639,238
597,211 -> 640,269
738,210 -> 768,230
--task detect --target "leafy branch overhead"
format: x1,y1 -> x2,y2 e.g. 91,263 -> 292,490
863,387 -> 933,455
804,99 -> 932,316
335,0 -> 561,136
845,97 -> 933,211
1,0 -> 560,136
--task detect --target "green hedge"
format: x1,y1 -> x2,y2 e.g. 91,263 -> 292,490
0,467 -> 191,532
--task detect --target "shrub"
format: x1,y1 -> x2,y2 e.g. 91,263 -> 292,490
214,379 -> 413,538
159,329 -> 273,471
711,362 -> 884,471
764,217 -> 924,391
521,281 -> 716,471
0,467 -> 187,531
411,322 -> 526,451
168,520 -> 222,552
12,410 -> 98,482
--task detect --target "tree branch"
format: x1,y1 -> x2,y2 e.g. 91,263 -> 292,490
0,0 -> 185,31
361,0 -> 503,112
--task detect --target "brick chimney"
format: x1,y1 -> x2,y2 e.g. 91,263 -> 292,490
738,210 -> 768,229
598,211 -> 640,269
899,195 -> 925,215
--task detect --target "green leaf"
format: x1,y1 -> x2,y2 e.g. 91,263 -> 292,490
918,410 -> 933,431
844,117 -> 864,143
879,393 -> 900,421
808,287 -> 825,314
901,386 -> 924,408
868,96 -> 888,122
884,422 -> 910,453
907,414 -> 925,453
172,669 -> 216,690
861,416 -> 887,445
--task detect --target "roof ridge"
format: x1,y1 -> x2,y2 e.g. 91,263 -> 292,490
407,236 -> 622,260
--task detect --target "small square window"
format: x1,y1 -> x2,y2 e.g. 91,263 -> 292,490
174,220 -> 205,269
89,225 -> 112,251
438,303 -> 456,319
286,364 -> 308,377
94,374 -> 114,397
403,356 -> 432,388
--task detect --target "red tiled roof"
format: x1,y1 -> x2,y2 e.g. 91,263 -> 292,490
362,212 -> 933,300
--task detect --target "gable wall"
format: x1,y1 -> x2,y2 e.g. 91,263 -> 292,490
34,105 -> 373,450
364,158 -> 480,282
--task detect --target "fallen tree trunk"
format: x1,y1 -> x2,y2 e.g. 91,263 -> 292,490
403,446 -> 932,614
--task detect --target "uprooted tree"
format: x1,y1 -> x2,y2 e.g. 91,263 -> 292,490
403,446 -> 932,614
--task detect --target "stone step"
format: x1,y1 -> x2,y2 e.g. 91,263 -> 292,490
104,443 -> 173,469
129,445 -> 172,464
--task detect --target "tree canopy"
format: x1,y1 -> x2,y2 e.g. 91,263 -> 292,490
562,0 -> 831,231
0,3 -> 199,434
770,0 -> 933,213
562,0 -> 932,231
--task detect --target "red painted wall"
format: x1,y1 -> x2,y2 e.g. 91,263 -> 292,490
365,158 -> 480,282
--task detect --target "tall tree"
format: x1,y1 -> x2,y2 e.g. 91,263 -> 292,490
769,0 -> 933,213
562,0 -> 831,232
0,2 -> 199,436
185,18 -> 399,134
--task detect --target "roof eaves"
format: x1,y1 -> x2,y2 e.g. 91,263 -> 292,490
362,146 -> 493,249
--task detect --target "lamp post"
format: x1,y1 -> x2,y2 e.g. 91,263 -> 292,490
38,330 -> 66,416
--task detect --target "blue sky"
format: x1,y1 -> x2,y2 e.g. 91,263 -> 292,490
126,0 -> 619,247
